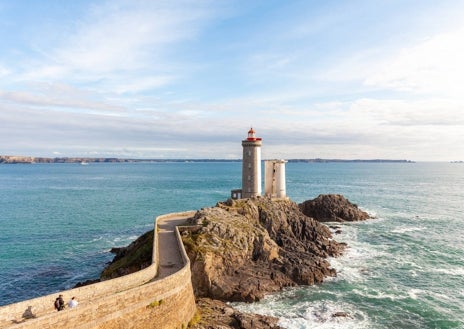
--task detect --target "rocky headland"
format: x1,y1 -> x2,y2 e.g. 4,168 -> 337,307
99,194 -> 370,328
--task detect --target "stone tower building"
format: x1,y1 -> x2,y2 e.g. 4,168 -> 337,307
264,159 -> 287,198
241,128 -> 262,198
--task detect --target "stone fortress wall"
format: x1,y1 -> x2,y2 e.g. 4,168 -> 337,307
0,211 -> 197,329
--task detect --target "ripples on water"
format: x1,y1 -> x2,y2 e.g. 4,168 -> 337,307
1,162 -> 463,328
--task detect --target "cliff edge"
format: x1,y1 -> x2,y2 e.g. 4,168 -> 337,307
182,197 -> 345,304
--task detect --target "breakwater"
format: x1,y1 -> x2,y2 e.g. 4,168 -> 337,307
0,211 -> 197,329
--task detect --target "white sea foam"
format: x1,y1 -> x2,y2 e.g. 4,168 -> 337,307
278,300 -> 370,329
328,256 -> 369,282
409,269 -> 419,277
431,267 -> 464,276
359,207 -> 377,218
351,287 -> 407,301
407,288 -> 424,300
233,293 -> 371,329
328,232 -> 389,283
391,226 -> 424,234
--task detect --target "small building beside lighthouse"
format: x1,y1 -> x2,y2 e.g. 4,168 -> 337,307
231,128 -> 287,200
264,159 -> 287,199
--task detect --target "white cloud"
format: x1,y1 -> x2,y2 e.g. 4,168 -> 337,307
0,82 -> 125,114
364,27 -> 464,97
109,75 -> 176,94
346,98 -> 464,126
16,0 -> 220,90
0,65 -> 9,77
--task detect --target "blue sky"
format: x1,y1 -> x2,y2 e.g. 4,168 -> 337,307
1,0 -> 463,160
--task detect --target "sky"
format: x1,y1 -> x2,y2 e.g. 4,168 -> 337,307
1,0 -> 463,161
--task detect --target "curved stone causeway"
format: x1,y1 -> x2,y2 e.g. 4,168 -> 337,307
0,211 -> 197,329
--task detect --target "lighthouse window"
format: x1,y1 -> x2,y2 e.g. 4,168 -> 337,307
248,150 -> 251,156
248,163 -> 251,168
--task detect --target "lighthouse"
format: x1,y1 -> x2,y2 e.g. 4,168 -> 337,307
241,128 -> 262,198
230,128 -> 287,200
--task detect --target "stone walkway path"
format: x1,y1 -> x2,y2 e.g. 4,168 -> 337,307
155,215 -> 190,278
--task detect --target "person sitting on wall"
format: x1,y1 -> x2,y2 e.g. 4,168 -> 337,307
54,295 -> 65,311
68,296 -> 78,308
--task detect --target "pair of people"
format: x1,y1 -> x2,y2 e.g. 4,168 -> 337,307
54,295 -> 78,311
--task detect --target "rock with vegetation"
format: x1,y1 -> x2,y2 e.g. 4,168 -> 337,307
299,194 -> 371,222
182,197 -> 345,303
100,229 -> 154,279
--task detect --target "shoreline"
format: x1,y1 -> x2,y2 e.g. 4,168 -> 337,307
0,155 -> 414,164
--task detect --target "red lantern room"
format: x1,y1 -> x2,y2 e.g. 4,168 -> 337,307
247,127 -> 262,141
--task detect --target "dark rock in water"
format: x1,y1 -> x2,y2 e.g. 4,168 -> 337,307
73,278 -> 100,288
332,311 -> 350,318
182,198 -> 346,303
109,247 -> 125,255
299,194 -> 371,222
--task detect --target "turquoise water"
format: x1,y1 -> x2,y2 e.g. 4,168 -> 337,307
1,162 -> 463,328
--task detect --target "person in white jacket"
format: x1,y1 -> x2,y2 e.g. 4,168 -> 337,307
68,296 -> 78,308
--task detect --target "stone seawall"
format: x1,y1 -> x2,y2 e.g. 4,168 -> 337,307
0,211 -> 197,329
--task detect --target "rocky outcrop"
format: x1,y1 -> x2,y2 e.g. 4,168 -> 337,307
182,197 -> 345,303
190,298 -> 283,329
299,194 -> 371,222
98,195 -> 369,327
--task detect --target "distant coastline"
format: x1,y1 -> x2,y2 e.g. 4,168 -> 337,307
0,155 -> 414,164
288,158 -> 414,163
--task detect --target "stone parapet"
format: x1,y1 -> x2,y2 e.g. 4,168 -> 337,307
0,211 -> 197,329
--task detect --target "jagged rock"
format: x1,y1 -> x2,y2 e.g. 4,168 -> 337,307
182,198 -> 345,302
299,194 -> 371,222
190,298 -> 283,329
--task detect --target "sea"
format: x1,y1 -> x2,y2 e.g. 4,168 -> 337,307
0,162 -> 463,328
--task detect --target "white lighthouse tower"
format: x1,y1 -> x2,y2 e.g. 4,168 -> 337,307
241,128 -> 262,198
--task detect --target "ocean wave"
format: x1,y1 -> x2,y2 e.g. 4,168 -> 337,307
407,288 -> 425,300
359,207 -> 377,218
111,235 -> 139,243
351,287 -> 408,302
431,267 -> 464,276
328,240 -> 390,283
91,236 -> 103,242
391,226 -> 424,234
233,291 -> 371,329
280,300 -> 370,329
